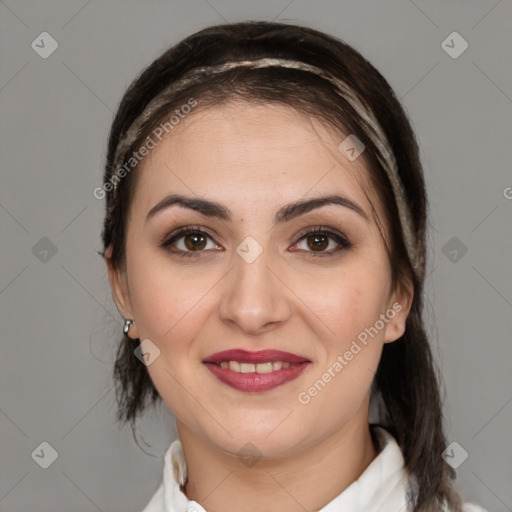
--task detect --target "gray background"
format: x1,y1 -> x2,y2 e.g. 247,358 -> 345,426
1,1 -> 511,511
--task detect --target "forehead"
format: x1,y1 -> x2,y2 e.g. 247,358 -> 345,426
132,100 -> 383,224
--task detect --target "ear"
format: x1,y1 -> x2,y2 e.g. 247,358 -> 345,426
383,277 -> 414,344
104,246 -> 140,339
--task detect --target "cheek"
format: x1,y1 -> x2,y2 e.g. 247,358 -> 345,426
298,263 -> 390,346
297,263 -> 389,404
296,275 -> 387,417
126,249 -> 214,341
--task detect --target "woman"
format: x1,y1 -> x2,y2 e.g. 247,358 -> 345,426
99,21 -> 487,512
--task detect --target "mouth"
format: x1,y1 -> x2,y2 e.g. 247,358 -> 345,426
203,348 -> 310,365
212,360 -> 299,372
202,349 -> 311,392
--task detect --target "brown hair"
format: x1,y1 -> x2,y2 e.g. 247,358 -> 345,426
99,21 -> 462,512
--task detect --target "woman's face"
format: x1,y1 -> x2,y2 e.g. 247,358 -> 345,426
107,100 -> 412,458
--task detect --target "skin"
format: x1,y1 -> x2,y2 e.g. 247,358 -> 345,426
106,100 -> 413,512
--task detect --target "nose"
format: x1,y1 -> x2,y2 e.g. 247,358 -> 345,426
217,245 -> 292,335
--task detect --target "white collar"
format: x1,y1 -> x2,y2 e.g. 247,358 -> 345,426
141,425 -> 416,512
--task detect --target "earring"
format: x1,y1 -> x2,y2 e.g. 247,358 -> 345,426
123,318 -> 134,335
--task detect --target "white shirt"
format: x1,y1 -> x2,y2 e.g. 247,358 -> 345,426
141,426 -> 487,512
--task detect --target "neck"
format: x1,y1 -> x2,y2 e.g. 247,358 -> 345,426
176,413 -> 378,512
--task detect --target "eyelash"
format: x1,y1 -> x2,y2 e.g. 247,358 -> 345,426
159,224 -> 352,259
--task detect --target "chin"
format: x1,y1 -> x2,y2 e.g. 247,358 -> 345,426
205,421 -> 309,460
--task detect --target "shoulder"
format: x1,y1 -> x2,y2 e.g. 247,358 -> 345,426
369,427 -> 489,512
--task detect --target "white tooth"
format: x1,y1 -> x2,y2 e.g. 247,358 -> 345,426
229,361 -> 241,372
255,362 -> 274,374
222,361 -> 293,373
240,363 -> 256,373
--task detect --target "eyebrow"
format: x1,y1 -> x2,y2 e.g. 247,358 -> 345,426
145,193 -> 370,226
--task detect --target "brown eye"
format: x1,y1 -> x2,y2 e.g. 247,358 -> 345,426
305,233 -> 329,252
183,233 -> 207,251
294,228 -> 351,256
161,228 -> 219,257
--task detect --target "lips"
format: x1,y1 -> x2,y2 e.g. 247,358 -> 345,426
202,349 -> 311,393
202,349 -> 310,365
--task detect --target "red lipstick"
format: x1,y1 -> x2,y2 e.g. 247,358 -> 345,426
203,349 -> 311,393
